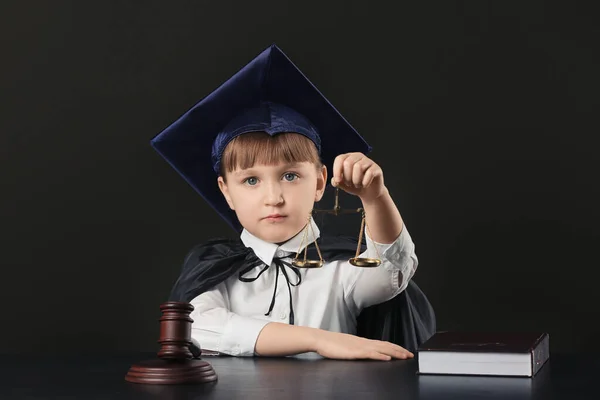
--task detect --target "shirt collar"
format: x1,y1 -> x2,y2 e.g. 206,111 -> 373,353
240,218 -> 321,266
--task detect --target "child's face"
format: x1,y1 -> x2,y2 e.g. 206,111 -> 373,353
218,161 -> 327,243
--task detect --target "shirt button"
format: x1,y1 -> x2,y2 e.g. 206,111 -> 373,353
279,313 -> 287,320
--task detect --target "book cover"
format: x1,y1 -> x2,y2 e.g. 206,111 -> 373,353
417,331 -> 550,377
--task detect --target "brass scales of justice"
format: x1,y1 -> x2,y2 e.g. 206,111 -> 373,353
291,187 -> 382,269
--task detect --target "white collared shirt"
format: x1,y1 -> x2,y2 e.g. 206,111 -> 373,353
189,219 -> 418,357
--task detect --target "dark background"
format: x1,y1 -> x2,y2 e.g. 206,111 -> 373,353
1,1 -> 598,355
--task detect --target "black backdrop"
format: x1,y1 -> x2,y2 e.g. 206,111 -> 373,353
1,1 -> 598,355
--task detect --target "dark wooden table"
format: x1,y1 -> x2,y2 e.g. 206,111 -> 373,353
0,353 -> 597,399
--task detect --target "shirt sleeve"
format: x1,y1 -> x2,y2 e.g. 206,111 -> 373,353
342,224 -> 418,315
189,282 -> 270,357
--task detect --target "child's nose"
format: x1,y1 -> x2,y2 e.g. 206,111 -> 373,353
264,183 -> 284,206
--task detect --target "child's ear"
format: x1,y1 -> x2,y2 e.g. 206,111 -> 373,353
217,176 -> 235,210
315,164 -> 327,202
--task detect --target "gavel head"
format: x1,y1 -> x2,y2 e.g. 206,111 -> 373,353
157,301 -> 196,360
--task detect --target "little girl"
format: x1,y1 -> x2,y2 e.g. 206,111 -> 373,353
151,45 -> 435,360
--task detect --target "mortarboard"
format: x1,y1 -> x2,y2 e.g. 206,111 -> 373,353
151,44 -> 372,232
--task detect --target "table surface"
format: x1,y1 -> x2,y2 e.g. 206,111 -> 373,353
1,352 -> 597,399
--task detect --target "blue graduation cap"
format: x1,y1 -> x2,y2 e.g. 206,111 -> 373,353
151,44 -> 372,232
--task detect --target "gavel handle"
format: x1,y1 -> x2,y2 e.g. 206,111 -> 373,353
189,342 -> 202,359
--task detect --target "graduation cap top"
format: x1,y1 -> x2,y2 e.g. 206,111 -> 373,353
151,44 -> 372,232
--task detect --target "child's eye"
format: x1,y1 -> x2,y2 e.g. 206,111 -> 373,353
244,177 -> 258,186
283,173 -> 299,182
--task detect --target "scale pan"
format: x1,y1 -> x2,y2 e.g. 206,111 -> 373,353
292,260 -> 324,268
349,257 -> 381,268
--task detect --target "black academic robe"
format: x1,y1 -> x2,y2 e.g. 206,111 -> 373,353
169,235 -> 436,355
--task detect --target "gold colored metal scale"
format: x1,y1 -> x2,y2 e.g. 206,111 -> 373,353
292,188 -> 382,269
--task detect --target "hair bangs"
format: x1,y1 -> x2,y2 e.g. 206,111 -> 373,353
220,132 -> 321,176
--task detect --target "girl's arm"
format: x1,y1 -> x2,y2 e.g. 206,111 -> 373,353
255,322 -> 413,360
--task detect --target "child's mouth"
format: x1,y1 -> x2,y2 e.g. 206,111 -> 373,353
264,214 -> 286,222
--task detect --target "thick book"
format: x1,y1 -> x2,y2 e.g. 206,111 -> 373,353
417,331 -> 550,377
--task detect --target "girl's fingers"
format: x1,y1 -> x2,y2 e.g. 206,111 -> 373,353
332,153 -> 351,185
361,166 -> 378,188
352,161 -> 369,187
376,343 -> 414,359
368,351 -> 392,361
342,154 -> 363,185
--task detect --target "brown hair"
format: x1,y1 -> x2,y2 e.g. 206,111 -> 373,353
220,132 -> 322,177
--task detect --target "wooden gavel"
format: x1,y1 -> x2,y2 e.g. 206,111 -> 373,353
125,302 -> 217,385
